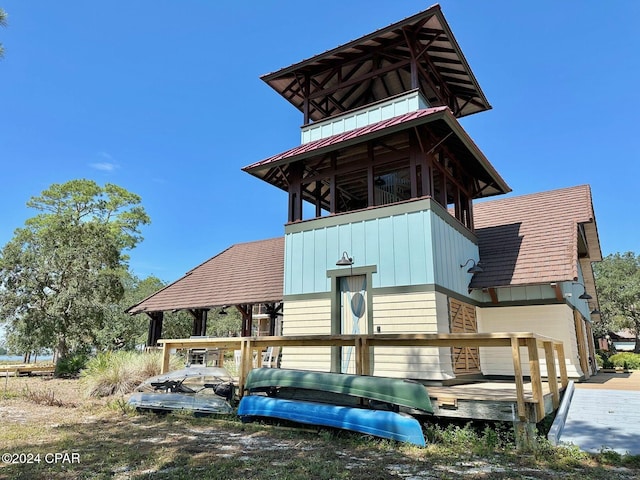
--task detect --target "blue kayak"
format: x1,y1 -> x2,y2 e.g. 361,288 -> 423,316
238,395 -> 425,446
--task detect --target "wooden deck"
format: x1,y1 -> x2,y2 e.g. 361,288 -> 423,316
426,380 -> 557,423
0,363 -> 55,376
158,331 -> 567,427
575,370 -> 640,391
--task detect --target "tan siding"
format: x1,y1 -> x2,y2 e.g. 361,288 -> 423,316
372,291 -> 454,380
280,298 -> 332,371
476,304 -> 584,378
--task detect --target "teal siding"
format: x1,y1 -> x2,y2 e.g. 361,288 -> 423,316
431,213 -> 479,295
284,202 -> 478,297
407,211 -> 430,285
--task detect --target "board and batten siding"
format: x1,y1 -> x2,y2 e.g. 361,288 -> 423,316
476,304 -> 584,379
371,290 -> 455,380
284,199 -> 479,298
279,298 -> 332,372
280,290 -> 456,380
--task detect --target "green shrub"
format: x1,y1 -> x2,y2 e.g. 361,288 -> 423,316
424,421 -> 513,455
608,352 -> 640,370
55,351 -> 90,378
81,350 -> 181,397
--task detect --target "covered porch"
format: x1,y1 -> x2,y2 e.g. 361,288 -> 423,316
126,237 -> 285,346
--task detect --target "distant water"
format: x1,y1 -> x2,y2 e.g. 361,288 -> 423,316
0,354 -> 53,363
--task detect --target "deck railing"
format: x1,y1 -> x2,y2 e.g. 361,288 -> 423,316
157,331 -> 567,423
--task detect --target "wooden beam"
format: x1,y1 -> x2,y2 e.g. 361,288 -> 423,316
367,144 -> 375,207
553,283 -> 564,302
307,59 -> 411,101
488,288 -> 499,304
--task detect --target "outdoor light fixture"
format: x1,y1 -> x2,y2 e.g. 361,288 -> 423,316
336,251 -> 354,266
573,282 -> 592,300
374,177 -> 385,186
219,306 -> 228,315
460,258 -> 483,274
590,308 -> 601,315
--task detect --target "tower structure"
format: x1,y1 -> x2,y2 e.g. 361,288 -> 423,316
243,5 -> 509,379
243,5 -> 597,380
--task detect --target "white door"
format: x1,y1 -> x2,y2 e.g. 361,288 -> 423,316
340,275 -> 368,373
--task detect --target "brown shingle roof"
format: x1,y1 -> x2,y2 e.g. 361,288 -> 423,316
129,187 -> 601,314
127,237 -> 284,314
470,185 -> 601,289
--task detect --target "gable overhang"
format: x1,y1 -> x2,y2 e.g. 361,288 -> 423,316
261,4 -> 491,119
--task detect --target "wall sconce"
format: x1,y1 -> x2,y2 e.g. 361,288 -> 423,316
573,282 -> 592,300
460,258 -> 483,274
336,251 -> 353,266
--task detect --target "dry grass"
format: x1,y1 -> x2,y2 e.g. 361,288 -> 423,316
80,351 -> 181,398
0,376 -> 638,480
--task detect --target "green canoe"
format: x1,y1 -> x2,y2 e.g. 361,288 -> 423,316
245,368 -> 433,413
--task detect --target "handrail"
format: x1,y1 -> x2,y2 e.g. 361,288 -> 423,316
157,331 -> 566,423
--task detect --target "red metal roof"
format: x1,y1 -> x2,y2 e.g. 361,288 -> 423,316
243,106 -> 510,199
244,107 -> 449,171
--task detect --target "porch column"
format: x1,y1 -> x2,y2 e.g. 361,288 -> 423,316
190,309 -> 208,337
146,311 -> 164,347
237,304 -> 254,337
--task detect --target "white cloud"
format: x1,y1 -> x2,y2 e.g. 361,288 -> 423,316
90,162 -> 119,172
90,152 -> 120,172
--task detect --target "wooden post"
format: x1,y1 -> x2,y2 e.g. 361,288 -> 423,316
147,311 -> 164,347
360,336 -> 371,376
555,342 -> 569,389
543,341 -> 560,409
161,342 -> 170,374
513,421 -> 537,452
510,337 -> 526,420
527,338 -> 545,422
238,339 -> 249,397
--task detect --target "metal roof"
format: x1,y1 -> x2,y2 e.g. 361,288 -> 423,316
243,107 -> 510,200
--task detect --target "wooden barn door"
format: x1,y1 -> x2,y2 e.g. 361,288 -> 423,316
449,298 -> 481,375
573,310 -> 591,379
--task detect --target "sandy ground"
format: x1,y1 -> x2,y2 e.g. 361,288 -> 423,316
1,374 -> 639,480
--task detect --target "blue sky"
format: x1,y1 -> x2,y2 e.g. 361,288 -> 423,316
1,1 -> 639,284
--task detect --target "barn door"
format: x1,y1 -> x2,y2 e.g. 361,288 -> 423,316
573,310 -> 591,379
449,298 -> 481,375
340,275 -> 368,373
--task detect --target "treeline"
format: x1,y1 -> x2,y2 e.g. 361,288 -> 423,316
0,180 -> 238,365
